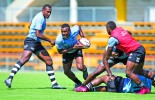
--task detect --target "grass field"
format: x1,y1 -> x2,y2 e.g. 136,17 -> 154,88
0,71 -> 155,100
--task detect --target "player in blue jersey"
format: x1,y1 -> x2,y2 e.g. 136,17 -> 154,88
4,4 -> 65,89
55,23 -> 88,88
75,74 -> 153,94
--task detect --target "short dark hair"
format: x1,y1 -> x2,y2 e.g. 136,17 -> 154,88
106,21 -> 116,30
42,4 -> 51,10
61,23 -> 70,29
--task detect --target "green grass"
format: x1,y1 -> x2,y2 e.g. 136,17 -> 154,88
0,71 -> 155,100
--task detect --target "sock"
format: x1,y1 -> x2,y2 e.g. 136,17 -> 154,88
151,74 -> 155,81
83,66 -> 87,72
138,81 -> 144,88
73,78 -> 82,85
46,65 -> 58,86
86,82 -> 93,91
9,61 -> 23,80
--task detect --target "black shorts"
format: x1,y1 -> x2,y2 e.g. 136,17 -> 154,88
112,57 -> 128,65
62,49 -> 83,64
100,56 -> 128,67
24,37 -> 45,53
128,45 -> 145,63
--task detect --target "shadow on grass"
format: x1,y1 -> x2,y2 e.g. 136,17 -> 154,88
6,87 -> 66,90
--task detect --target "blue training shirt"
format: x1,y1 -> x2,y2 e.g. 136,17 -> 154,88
122,75 -> 152,93
56,25 -> 80,53
27,12 -> 46,42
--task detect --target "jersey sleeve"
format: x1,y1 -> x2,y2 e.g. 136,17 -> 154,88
55,41 -> 63,50
55,35 -> 63,50
34,17 -> 44,30
71,25 -> 80,36
31,13 -> 44,30
108,37 -> 119,48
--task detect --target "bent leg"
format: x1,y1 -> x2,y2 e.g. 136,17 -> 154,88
91,75 -> 110,86
9,50 -> 32,79
83,64 -> 104,85
5,50 -> 32,88
63,61 -> 82,85
126,61 -> 142,85
36,50 -> 65,88
83,58 -> 116,85
75,56 -> 88,80
85,75 -> 109,91
134,62 -> 155,80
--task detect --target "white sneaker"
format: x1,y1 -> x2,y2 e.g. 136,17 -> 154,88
52,84 -> 66,89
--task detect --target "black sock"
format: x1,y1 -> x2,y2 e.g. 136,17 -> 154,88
73,78 -> 82,85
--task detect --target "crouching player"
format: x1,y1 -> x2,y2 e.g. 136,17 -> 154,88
75,74 -> 153,94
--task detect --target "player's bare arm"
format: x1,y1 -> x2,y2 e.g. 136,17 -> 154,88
36,29 -> 55,46
79,26 -> 85,38
103,47 -> 113,76
57,43 -> 84,54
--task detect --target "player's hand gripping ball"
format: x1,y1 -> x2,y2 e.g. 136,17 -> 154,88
79,38 -> 91,49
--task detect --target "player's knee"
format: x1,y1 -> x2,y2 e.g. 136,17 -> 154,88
125,70 -> 132,78
64,70 -> 69,75
77,65 -> 84,71
45,61 -> 53,66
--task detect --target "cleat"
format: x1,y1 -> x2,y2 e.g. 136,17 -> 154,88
83,68 -> 88,80
137,87 -> 150,94
75,85 -> 89,92
74,85 -> 83,91
74,85 -> 82,91
52,84 -> 66,89
4,78 -> 12,88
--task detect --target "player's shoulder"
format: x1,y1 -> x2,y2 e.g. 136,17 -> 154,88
71,25 -> 80,31
108,37 -> 118,43
33,12 -> 44,21
56,34 -> 63,43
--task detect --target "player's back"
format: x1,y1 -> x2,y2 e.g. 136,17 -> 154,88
122,75 -> 152,93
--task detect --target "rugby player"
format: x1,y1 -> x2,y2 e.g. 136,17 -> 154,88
4,4 -> 65,89
55,23 -> 88,88
103,21 -> 155,94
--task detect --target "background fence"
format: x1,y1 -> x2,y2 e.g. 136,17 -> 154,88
0,7 -> 116,22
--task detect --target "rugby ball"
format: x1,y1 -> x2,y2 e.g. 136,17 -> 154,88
79,38 -> 91,49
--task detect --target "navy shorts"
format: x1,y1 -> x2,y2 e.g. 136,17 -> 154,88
100,56 -> 128,67
24,37 -> 45,53
62,49 -> 83,64
128,45 -> 145,63
111,57 -> 128,65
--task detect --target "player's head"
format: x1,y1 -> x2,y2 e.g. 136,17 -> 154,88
61,23 -> 71,39
106,21 -> 116,35
42,4 -> 52,19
